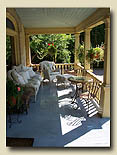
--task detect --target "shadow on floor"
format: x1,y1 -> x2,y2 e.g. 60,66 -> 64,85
6,82 -> 110,147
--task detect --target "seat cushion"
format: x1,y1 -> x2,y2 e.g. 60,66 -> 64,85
28,69 -> 36,78
32,74 -> 43,81
19,71 -> 29,84
28,78 -> 40,85
23,70 -> 30,80
22,66 -> 33,71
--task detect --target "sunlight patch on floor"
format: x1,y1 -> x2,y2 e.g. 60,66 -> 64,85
60,114 -> 86,136
64,120 -> 110,147
57,88 -> 72,98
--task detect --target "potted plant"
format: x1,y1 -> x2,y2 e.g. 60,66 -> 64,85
86,47 -> 95,63
86,47 -> 104,67
6,80 -> 24,112
47,43 -> 57,62
77,44 -> 85,66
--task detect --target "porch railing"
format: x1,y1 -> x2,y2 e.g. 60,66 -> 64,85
30,63 -> 102,105
30,63 -> 74,74
55,63 -> 74,74
75,64 -> 103,105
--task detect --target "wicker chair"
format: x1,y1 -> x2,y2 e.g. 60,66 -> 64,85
40,61 -> 60,82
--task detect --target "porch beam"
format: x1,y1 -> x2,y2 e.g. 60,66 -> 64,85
75,8 -> 110,33
84,28 -> 92,70
25,27 -> 75,35
100,17 -> 110,117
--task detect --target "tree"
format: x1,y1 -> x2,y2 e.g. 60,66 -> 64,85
30,34 -> 74,63
56,49 -> 71,63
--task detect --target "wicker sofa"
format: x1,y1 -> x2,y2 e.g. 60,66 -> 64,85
7,64 -> 43,102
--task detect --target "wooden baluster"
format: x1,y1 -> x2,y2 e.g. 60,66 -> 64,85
61,65 -> 64,74
65,64 -> 67,73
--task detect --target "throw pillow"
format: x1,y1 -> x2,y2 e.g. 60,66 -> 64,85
28,69 -> 36,78
25,70 -> 30,79
12,64 -> 22,72
11,70 -> 25,85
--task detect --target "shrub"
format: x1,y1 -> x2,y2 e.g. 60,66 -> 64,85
77,44 -> 85,66
6,80 -> 24,109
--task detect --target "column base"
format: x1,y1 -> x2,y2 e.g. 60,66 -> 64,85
99,84 -> 110,118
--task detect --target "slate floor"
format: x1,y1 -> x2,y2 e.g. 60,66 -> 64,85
6,81 -> 110,147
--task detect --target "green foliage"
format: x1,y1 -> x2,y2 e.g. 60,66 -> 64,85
30,34 -> 74,63
86,47 -> 104,63
30,35 -> 48,62
47,43 -> 57,61
67,34 -> 75,62
6,80 -> 24,108
6,36 -> 12,65
94,47 -> 104,61
56,49 -> 71,63
77,44 -> 85,65
86,48 -> 95,62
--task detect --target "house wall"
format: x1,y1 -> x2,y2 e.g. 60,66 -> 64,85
6,8 -> 26,66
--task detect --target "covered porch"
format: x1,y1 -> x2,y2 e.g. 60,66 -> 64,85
6,8 -> 110,118
6,8 -> 110,147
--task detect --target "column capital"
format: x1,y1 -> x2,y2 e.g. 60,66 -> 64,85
25,33 -> 30,37
84,28 -> 92,33
104,17 -> 110,28
75,32 -> 80,37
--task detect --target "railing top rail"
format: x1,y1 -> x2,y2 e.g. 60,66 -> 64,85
76,64 -> 103,84
30,63 -> 74,66
86,70 -> 103,84
76,64 -> 84,69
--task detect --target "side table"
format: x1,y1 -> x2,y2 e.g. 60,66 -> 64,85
68,76 -> 93,110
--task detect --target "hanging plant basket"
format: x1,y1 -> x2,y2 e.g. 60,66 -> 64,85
47,43 -> 57,61
86,47 -> 104,63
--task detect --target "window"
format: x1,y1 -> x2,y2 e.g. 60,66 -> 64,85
6,18 -> 15,30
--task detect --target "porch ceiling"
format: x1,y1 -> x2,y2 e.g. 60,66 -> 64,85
15,8 -> 97,28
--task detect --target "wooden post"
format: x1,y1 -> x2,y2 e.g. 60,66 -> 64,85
62,65 -> 64,74
100,17 -> 110,117
84,28 -> 91,70
19,24 -> 26,66
74,33 -> 80,70
14,35 -> 20,65
25,34 -> 31,66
